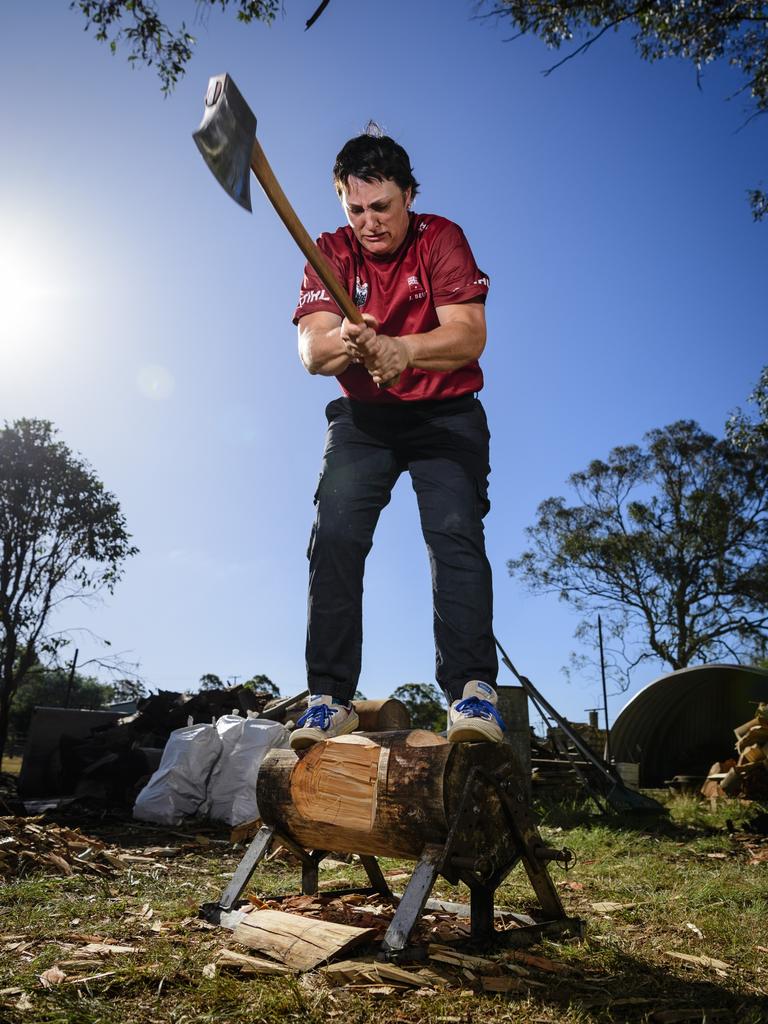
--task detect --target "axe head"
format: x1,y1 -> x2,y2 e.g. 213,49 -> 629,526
193,73 -> 255,212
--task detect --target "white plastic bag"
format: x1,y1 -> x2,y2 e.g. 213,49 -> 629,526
208,715 -> 290,826
133,718 -> 222,826
204,713 -> 246,822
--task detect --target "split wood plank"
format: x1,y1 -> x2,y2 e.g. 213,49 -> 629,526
233,909 -> 375,970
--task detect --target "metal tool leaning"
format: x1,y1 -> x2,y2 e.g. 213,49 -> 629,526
194,74 -> 504,749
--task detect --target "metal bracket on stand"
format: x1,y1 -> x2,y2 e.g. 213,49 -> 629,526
378,762 -> 583,960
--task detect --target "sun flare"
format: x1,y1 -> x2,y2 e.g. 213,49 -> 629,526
0,224 -> 75,352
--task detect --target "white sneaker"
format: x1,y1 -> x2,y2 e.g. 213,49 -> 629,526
289,695 -> 360,750
447,680 -> 505,743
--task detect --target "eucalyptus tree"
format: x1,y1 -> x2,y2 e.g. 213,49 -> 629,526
508,420 -> 768,689
0,419 -> 137,761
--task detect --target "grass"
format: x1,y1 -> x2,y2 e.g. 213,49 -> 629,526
1,795 -> 767,1023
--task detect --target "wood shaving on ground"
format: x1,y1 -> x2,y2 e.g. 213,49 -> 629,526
590,901 -> 636,913
0,816 -> 126,878
664,951 -> 731,972
241,890 -> 510,945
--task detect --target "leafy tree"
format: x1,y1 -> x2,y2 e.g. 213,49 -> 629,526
391,682 -> 446,732
71,0 -> 280,93
198,673 -> 224,691
7,664 -> 114,741
244,674 -> 280,698
727,364 -> 768,453
0,419 -> 137,762
508,420 -> 768,689
73,2 -> 768,219
484,2 -> 768,219
108,677 -> 149,703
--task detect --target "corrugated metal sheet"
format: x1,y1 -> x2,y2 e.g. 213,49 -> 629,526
609,664 -> 768,787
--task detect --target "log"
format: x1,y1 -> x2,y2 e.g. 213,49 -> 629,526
352,698 -> 410,732
257,730 -> 519,864
734,717 -> 759,740
233,908 -> 375,970
740,743 -> 766,765
737,724 -> 768,753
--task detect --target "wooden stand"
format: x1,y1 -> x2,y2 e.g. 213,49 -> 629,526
203,731 -> 583,958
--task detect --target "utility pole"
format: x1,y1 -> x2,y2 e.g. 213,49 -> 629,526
597,616 -> 612,764
64,648 -> 79,709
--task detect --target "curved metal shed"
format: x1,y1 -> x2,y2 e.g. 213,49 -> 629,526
609,664 -> 768,787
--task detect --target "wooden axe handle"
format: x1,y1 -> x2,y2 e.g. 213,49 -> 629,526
249,138 -> 400,387
250,137 -> 363,323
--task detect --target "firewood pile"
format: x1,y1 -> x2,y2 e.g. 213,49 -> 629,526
24,685 -> 280,806
701,703 -> 768,800
0,816 -> 125,878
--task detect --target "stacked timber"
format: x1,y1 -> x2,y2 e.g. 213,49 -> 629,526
701,704 -> 768,800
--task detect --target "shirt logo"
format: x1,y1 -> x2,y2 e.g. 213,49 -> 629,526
407,273 -> 426,302
298,288 -> 330,307
473,276 -> 490,288
354,276 -> 369,308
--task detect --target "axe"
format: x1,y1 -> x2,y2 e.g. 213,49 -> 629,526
193,73 -> 397,386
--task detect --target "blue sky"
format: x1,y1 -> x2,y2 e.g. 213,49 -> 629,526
1,0 -> 765,726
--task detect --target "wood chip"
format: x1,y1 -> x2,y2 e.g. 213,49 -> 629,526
79,943 -> 137,955
0,818 -> 123,879
508,950 -> 576,975
342,984 -> 398,996
428,944 -> 500,972
63,971 -> 117,985
320,958 -> 432,988
590,901 -> 636,913
215,948 -> 293,975
39,966 -> 66,988
229,819 -> 262,844
664,951 -> 730,971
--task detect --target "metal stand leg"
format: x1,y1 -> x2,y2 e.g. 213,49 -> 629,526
379,844 -> 443,959
205,825 -> 274,918
301,851 -> 323,895
360,855 -> 395,901
469,882 -> 495,943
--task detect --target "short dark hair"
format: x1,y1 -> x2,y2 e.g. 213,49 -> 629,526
333,123 -> 420,199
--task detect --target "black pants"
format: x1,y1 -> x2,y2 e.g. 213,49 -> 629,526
306,395 -> 497,704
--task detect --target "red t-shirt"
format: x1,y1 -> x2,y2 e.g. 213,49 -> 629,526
293,213 -> 489,403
